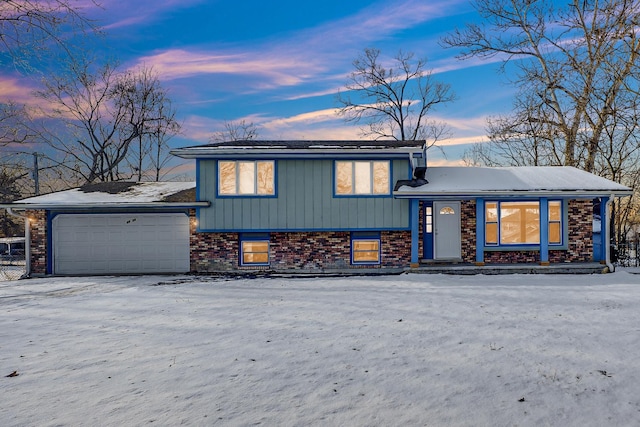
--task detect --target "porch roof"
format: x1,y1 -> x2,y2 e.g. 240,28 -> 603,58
394,166 -> 633,199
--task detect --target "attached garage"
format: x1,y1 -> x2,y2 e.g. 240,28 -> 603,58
52,213 -> 190,275
1,181 -> 209,276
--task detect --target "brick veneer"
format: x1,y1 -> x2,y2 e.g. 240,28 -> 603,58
24,199 -> 596,276
26,209 -> 47,275
189,211 -> 411,272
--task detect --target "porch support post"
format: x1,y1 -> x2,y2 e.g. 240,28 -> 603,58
600,196 -> 609,263
410,199 -> 420,267
475,198 -> 485,265
540,198 -> 549,265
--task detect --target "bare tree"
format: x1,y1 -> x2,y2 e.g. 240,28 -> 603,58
210,120 -> 259,142
33,58 -> 180,184
336,48 -> 455,144
0,168 -> 24,237
0,0 -> 97,70
446,0 -> 640,243
444,0 -> 640,172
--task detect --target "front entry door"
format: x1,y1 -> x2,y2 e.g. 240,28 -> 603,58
434,201 -> 461,260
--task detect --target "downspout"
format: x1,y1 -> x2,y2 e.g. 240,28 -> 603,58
6,208 -> 30,278
605,195 -> 615,273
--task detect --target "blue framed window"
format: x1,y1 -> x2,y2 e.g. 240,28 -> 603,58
485,200 -> 563,246
240,233 -> 270,266
335,161 -> 390,196
218,161 -> 275,196
351,231 -> 381,265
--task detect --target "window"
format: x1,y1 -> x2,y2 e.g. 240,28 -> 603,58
351,232 -> 381,264
425,206 -> 433,233
335,161 -> 390,195
485,201 -> 563,246
439,206 -> 455,215
240,233 -> 270,266
218,161 -> 275,196
548,201 -> 562,244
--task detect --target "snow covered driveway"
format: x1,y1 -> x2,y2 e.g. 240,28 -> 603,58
1,272 -> 640,426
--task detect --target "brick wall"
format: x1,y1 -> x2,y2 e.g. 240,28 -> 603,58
190,209 -> 411,272
461,200 -> 476,263
26,209 -> 47,275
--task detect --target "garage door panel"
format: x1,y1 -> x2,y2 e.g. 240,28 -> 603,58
53,213 -> 190,275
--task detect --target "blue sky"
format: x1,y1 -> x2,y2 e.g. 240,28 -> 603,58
6,0 -> 519,170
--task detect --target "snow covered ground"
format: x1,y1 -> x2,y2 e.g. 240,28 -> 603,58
1,272 -> 640,426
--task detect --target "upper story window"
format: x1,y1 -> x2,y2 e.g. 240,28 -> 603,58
218,161 -> 275,196
335,161 -> 390,196
485,200 -> 563,246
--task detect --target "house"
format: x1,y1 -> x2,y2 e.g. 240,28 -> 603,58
171,140 -> 632,273
0,140 -> 633,276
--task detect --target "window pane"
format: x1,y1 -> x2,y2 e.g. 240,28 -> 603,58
500,202 -> 539,244
219,161 -> 236,194
354,240 -> 379,251
244,252 -> 269,264
486,202 -> 497,222
238,162 -> 255,194
549,222 -> 561,244
373,161 -> 390,194
336,161 -> 352,194
354,162 -> 371,194
486,222 -> 498,244
549,201 -> 561,221
256,161 -> 275,195
243,241 -> 269,252
440,206 -> 455,215
353,251 -> 380,262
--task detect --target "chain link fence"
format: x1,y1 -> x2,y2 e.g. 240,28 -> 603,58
0,256 -> 26,281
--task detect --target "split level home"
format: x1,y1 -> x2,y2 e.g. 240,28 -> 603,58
1,140 -> 633,276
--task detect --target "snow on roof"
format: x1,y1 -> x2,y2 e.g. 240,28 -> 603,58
171,140 -> 425,158
9,181 -> 198,207
395,166 -> 633,197
182,140 -> 425,149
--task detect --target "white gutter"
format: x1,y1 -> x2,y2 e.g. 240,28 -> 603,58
605,195 -> 615,273
6,207 -> 30,278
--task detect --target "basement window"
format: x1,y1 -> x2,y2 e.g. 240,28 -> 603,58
240,233 -> 270,266
351,232 -> 381,265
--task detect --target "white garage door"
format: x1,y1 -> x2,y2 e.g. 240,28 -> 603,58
53,213 -> 190,275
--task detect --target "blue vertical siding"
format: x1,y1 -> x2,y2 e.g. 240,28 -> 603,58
198,158 -> 410,231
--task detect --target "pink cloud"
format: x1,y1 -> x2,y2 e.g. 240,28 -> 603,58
130,0 -> 470,90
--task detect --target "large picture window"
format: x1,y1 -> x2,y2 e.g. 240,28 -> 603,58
335,161 -> 390,195
218,161 -> 275,196
485,201 -> 563,246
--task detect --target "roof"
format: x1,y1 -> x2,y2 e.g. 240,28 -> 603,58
394,166 -> 633,198
0,181 -> 210,210
171,139 -> 425,159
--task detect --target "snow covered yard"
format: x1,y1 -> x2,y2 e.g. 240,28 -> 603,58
1,272 -> 640,427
